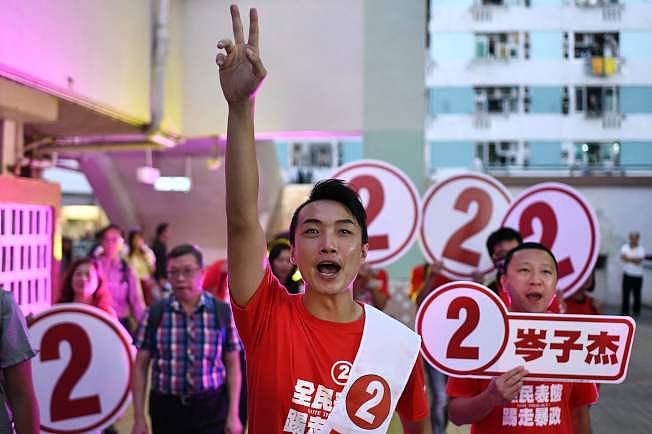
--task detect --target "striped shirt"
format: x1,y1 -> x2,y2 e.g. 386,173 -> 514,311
134,292 -> 241,395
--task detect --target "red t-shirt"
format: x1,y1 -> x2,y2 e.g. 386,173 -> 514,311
353,268 -> 390,306
408,263 -> 451,303
446,377 -> 598,433
203,259 -> 229,301
232,266 -> 428,434
565,295 -> 600,316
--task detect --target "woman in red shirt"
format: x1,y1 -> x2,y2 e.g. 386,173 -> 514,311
58,258 -> 117,317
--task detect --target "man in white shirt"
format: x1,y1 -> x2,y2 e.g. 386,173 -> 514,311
620,231 -> 646,317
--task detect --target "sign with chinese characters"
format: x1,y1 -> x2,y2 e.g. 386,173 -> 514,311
330,160 -> 421,267
420,173 -> 512,280
29,304 -> 134,434
416,281 -> 635,383
501,182 -> 599,298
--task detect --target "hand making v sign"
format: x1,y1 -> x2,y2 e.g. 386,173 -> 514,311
216,5 -> 266,105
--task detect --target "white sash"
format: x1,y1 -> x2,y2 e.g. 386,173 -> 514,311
319,304 -> 421,434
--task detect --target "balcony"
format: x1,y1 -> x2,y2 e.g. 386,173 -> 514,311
585,57 -> 621,77
425,113 -> 650,142
477,140 -> 652,178
574,0 -> 624,21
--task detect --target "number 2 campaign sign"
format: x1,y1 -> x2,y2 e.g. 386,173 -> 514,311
331,160 -> 421,268
29,304 -> 134,434
501,182 -> 599,298
416,282 -> 635,383
420,173 -> 512,280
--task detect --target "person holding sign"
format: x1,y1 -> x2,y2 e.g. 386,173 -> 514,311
446,243 -> 598,433
217,5 -> 428,433
483,227 -> 522,296
408,260 -> 450,434
353,262 -> 390,310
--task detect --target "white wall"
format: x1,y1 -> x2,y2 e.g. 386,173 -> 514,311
0,0 -> 363,136
180,0 -> 364,136
0,0 -> 151,121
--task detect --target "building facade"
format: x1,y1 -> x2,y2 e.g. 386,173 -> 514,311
427,0 -> 652,176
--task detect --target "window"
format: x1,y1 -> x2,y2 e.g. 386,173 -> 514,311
574,32 -> 619,58
575,86 -> 619,116
287,142 -> 341,184
475,87 -> 519,114
571,142 -> 620,167
475,32 -> 520,60
476,141 -> 528,167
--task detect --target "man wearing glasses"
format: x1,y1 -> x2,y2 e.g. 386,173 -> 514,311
131,244 -> 243,434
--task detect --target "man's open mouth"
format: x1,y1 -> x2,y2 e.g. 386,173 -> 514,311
316,261 -> 341,277
526,292 -> 543,301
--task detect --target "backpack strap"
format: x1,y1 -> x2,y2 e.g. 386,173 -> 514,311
147,298 -> 166,331
145,298 -> 166,355
120,258 -> 131,286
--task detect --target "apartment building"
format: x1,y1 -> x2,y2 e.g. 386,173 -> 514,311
426,0 -> 652,176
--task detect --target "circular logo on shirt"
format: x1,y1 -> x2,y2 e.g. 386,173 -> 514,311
331,360 -> 353,386
345,374 -> 391,429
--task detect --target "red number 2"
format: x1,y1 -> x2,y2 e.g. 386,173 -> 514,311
349,175 -> 389,250
442,187 -> 493,267
40,323 -> 101,422
518,201 -> 574,279
446,297 -> 480,360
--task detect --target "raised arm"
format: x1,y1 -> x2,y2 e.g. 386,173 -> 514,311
217,5 -> 268,306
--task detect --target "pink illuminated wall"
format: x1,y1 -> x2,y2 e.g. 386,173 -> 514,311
0,204 -> 53,314
0,0 -> 152,122
0,176 -> 61,315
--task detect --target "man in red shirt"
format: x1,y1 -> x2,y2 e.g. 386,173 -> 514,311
446,243 -> 598,434
216,5 -> 429,433
353,263 -> 390,310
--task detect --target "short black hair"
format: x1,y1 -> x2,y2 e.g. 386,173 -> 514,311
268,238 -> 291,264
486,227 -> 523,257
289,179 -> 368,245
156,222 -> 170,237
99,224 -> 124,240
168,244 -> 203,268
503,242 -> 558,275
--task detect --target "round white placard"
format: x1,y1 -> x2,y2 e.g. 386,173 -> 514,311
420,173 -> 511,279
501,182 -> 599,297
29,304 -> 134,434
331,160 -> 421,267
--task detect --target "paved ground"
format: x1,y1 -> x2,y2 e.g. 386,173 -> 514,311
588,306 -> 652,434
115,306 -> 652,434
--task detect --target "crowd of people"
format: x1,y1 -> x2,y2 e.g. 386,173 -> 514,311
1,5 -> 647,434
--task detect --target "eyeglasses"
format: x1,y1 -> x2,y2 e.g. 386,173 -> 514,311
167,267 -> 201,279
103,236 -> 124,244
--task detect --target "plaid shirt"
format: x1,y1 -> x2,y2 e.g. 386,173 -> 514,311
134,292 -> 241,395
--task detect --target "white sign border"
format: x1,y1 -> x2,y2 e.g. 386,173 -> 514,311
419,172 -> 512,280
416,282 -> 636,384
330,159 -> 422,268
29,303 -> 134,434
500,182 -> 600,298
